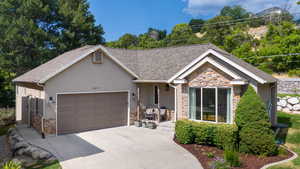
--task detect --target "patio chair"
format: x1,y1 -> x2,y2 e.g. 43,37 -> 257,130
144,108 -> 155,121
160,109 -> 167,121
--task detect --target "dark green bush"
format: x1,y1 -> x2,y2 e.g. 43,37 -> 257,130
193,121 -> 238,149
235,86 -> 270,129
175,120 -> 194,144
175,120 -> 238,149
239,124 -> 278,156
236,86 -> 278,156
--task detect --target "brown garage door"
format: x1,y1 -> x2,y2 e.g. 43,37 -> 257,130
57,92 -> 128,135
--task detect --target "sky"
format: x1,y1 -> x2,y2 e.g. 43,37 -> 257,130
88,0 -> 300,41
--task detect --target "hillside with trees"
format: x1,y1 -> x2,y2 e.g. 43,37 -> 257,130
0,2 -> 300,108
107,5 -> 299,76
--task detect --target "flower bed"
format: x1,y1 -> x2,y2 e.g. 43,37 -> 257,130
174,140 -> 293,169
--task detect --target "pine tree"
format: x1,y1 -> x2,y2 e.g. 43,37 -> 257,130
0,0 -> 104,106
0,0 -> 105,75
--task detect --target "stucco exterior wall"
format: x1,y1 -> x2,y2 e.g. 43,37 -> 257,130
15,84 -> 44,122
138,83 -> 174,110
257,83 -> 277,124
43,52 -> 136,133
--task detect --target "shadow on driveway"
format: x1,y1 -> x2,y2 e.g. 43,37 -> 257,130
17,125 -> 104,161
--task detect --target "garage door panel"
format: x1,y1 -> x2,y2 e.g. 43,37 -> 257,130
57,92 -> 128,135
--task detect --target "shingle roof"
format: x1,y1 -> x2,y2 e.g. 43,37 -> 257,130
13,43 -> 277,84
13,45 -> 100,83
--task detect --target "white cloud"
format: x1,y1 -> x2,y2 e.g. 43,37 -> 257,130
183,0 -> 300,17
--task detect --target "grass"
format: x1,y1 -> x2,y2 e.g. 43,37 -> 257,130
26,160 -> 61,169
268,112 -> 300,169
278,93 -> 300,98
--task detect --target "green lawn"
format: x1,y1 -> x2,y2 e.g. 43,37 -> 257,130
26,160 -> 61,169
277,93 -> 300,98
268,112 -> 300,169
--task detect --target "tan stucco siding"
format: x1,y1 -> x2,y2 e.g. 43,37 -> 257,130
15,84 -> 44,121
138,84 -> 174,110
257,83 -> 277,125
44,53 -> 136,119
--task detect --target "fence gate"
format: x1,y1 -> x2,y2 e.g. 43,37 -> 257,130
21,97 -> 29,126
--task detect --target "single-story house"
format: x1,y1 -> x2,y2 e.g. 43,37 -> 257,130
13,44 -> 277,135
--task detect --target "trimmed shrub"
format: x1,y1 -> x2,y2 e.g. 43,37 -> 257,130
235,86 -> 270,129
175,120 -> 194,144
235,86 -> 278,156
239,124 -> 278,156
175,120 -> 238,149
193,122 -> 216,145
193,121 -> 238,149
214,124 -> 238,149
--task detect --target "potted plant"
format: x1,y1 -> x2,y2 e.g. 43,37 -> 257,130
134,120 -> 142,127
146,122 -> 157,129
142,121 -> 147,128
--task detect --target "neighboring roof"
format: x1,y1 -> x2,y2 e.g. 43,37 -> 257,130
13,43 -> 277,84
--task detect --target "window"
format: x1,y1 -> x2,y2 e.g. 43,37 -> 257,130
92,51 -> 103,64
154,86 -> 159,105
189,87 -> 232,123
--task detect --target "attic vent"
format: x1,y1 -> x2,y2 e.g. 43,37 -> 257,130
92,51 -> 103,64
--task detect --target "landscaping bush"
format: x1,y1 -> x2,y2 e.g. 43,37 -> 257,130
235,86 -> 278,156
239,124 -> 278,156
235,86 -> 270,129
193,121 -> 238,149
0,108 -> 15,126
175,120 -> 194,144
175,120 -> 238,149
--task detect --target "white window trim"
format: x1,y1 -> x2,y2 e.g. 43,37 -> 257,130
188,87 -> 233,124
178,57 -> 241,80
168,49 -> 267,84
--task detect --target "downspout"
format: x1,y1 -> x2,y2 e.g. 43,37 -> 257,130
37,82 -> 45,139
270,83 -> 277,126
169,84 -> 177,122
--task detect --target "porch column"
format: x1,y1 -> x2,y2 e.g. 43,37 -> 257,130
137,86 -> 140,121
157,85 -> 160,123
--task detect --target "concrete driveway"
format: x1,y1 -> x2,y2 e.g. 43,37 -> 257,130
18,126 -> 202,169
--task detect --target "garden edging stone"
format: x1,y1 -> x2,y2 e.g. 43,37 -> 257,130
260,147 -> 298,169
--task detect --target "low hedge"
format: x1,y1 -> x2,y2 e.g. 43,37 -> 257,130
175,120 -> 194,144
175,120 -> 238,149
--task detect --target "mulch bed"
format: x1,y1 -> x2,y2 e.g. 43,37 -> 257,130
174,140 -> 293,169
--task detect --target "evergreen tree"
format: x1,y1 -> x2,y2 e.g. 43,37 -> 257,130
0,0 -> 104,75
0,0 -> 104,106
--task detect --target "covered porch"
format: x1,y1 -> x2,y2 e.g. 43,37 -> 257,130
135,81 -> 176,123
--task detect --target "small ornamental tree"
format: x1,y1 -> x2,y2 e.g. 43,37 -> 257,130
235,86 -> 270,129
235,86 -> 277,155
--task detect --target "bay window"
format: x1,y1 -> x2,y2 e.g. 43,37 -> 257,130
189,87 -> 232,123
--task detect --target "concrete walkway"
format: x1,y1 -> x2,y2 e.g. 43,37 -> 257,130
17,126 -> 202,169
